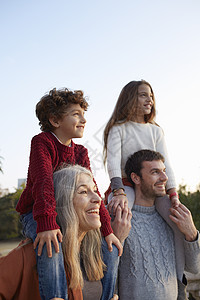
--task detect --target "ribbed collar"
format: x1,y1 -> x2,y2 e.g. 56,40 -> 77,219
132,204 -> 156,214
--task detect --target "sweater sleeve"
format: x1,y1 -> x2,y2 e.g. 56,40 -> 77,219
27,136 -> 59,233
155,127 -> 176,190
107,125 -> 126,179
184,231 -> 200,274
77,145 -> 113,236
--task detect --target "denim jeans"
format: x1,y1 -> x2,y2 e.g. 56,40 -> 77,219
20,211 -> 68,300
101,238 -> 119,300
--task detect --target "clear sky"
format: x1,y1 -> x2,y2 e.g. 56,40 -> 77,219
1,0 -> 200,195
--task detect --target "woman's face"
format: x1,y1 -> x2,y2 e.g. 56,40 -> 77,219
73,173 -> 101,238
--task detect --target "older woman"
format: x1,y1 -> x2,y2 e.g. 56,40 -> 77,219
0,165 -> 130,300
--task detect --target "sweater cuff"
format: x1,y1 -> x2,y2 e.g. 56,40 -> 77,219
111,177 -> 125,191
184,231 -> 200,251
36,215 -> 60,233
101,222 -> 113,237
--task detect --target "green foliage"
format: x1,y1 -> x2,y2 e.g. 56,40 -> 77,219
0,187 -> 24,240
178,184 -> 200,231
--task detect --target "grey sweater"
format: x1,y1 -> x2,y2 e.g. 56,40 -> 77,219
118,205 -> 200,300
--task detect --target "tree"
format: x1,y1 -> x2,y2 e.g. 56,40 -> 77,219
0,186 -> 24,240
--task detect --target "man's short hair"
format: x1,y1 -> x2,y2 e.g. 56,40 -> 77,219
125,149 -> 165,186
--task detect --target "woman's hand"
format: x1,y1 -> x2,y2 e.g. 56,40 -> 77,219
111,203 -> 132,243
105,233 -> 123,256
33,229 -> 63,257
110,294 -> 119,300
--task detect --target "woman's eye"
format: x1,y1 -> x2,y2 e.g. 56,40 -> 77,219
80,190 -> 87,194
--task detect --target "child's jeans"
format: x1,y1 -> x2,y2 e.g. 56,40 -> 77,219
20,211 -> 68,300
101,238 -> 119,300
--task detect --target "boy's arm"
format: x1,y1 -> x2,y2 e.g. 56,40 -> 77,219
27,135 -> 59,233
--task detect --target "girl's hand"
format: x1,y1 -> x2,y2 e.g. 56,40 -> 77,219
170,196 -> 181,208
33,229 -> 63,257
110,294 -> 119,300
107,192 -> 128,216
105,233 -> 123,256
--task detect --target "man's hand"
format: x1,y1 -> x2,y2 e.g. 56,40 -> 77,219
107,194 -> 128,216
33,229 -> 63,257
105,233 -> 123,257
111,203 -> 132,243
169,203 -> 198,242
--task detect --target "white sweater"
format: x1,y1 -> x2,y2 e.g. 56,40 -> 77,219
107,121 -> 176,190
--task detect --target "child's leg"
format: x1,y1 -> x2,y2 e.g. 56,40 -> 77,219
101,238 -> 119,300
20,212 -> 68,300
107,186 -> 135,210
155,195 -> 185,281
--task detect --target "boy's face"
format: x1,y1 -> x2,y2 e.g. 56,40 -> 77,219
54,104 -> 86,144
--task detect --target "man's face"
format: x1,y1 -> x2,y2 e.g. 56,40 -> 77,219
139,160 -> 168,198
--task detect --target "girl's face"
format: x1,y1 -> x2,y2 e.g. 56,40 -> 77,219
136,84 -> 154,123
73,173 -> 101,241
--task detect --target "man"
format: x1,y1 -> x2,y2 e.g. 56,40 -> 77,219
118,149 -> 200,300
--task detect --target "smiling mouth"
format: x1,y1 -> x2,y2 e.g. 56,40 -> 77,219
86,209 -> 99,215
144,104 -> 152,109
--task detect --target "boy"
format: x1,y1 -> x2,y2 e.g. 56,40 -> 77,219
16,88 -> 121,300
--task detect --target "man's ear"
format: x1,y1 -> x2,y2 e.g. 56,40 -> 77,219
130,172 -> 141,185
49,116 -> 60,128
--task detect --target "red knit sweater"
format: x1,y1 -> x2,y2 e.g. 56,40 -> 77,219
16,132 -> 112,236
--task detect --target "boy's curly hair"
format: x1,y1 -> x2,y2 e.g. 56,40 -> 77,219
36,88 -> 88,132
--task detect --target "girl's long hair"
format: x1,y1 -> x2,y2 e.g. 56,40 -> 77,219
103,80 -> 157,164
53,165 -> 105,289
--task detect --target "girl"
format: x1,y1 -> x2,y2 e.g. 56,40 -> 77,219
104,80 -> 179,210
103,80 -> 185,281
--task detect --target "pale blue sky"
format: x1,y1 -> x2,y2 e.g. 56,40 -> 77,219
1,0 -> 200,194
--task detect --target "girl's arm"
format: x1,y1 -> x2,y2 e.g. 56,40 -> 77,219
106,126 -> 128,213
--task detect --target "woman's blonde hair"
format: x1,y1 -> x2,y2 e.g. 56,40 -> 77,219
53,165 -> 105,289
103,80 -> 157,164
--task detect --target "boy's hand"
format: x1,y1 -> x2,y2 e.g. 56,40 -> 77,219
33,229 -> 63,257
107,193 -> 128,216
110,294 -> 119,300
105,233 -> 123,257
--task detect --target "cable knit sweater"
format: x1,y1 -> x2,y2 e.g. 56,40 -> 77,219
118,205 -> 200,300
107,121 -> 176,190
16,132 -> 112,236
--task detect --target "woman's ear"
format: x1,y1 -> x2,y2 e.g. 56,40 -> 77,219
49,116 -> 60,128
130,172 -> 141,185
